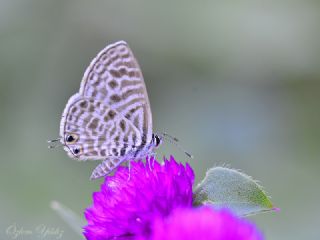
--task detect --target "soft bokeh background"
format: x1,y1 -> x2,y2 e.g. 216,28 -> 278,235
1,0 -> 319,239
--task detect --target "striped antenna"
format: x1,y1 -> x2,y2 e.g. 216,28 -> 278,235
161,132 -> 193,159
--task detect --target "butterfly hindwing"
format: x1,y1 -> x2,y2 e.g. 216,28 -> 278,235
60,94 -> 142,160
90,158 -> 122,180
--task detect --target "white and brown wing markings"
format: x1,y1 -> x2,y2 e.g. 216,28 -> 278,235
59,41 -> 154,180
90,157 -> 123,180
61,96 -> 141,160
79,41 -> 153,145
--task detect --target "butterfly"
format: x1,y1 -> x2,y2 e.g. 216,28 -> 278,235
52,41 -> 163,180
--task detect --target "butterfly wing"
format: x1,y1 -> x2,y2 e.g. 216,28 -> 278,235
90,158 -> 122,180
60,41 -> 153,179
79,41 -> 153,145
60,95 -> 142,161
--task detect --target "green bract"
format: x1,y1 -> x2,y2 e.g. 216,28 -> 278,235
193,167 -> 274,216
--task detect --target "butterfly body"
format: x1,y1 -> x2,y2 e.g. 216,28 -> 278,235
59,41 -> 161,179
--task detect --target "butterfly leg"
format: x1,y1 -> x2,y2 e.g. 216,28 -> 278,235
148,152 -> 156,170
90,158 -> 120,180
147,156 -> 153,171
127,159 -> 132,181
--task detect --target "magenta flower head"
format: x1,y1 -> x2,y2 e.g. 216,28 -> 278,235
151,207 -> 264,240
83,156 -> 194,240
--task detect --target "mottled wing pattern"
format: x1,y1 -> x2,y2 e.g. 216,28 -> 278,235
59,41 -> 154,179
79,41 -> 153,145
60,95 -> 141,161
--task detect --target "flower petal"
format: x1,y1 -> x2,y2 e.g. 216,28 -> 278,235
83,157 -> 194,240
151,207 -> 264,240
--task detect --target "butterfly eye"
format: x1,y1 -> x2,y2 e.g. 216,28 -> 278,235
155,135 -> 162,147
65,133 -> 78,144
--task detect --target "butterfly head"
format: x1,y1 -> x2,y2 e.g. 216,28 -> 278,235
152,134 -> 163,149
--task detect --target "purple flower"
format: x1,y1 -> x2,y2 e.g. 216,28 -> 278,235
83,156 -> 194,240
151,207 -> 264,240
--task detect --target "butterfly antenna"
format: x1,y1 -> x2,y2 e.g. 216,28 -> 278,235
162,132 -> 179,142
161,132 -> 194,159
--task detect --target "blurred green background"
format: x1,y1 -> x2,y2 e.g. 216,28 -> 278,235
1,0 -> 319,239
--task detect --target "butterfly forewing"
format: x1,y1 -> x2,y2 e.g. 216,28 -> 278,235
79,41 -> 152,145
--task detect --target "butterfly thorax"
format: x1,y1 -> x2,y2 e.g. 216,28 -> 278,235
123,133 -> 161,160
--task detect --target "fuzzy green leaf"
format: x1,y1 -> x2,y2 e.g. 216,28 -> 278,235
193,167 -> 274,216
